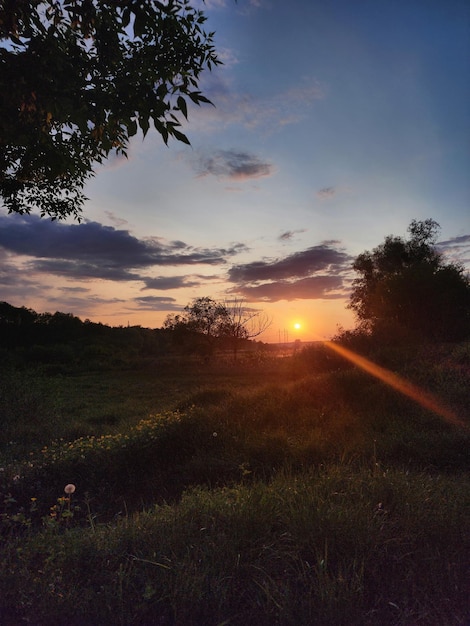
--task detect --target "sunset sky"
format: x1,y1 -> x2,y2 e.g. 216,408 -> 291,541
1,0 -> 469,342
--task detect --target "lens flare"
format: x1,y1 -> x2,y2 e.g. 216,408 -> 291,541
324,341 -> 466,429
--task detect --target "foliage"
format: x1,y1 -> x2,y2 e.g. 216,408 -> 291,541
0,0 -> 219,219
0,469 -> 468,625
0,301 -> 169,369
164,296 -> 271,358
0,336 -> 469,624
0,367 -> 61,451
2,343 -> 469,510
348,219 -> 470,343
183,296 -> 229,336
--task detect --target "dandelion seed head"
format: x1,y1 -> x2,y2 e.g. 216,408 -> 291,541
212,432 -> 218,437
64,483 -> 76,494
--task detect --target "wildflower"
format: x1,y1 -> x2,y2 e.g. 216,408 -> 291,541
64,484 -> 76,495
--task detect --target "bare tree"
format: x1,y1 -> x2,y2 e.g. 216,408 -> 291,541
164,297 -> 271,359
220,298 -> 271,359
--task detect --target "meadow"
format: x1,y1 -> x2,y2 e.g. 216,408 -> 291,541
0,343 -> 469,625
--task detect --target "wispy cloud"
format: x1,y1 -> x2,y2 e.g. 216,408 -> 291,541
317,187 -> 336,200
197,0 -> 264,13
104,211 -> 130,228
437,234 -> 470,267
196,72 -> 325,135
195,149 -> 274,181
278,229 -> 306,241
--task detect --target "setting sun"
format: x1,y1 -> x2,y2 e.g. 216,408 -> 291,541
294,323 -> 301,330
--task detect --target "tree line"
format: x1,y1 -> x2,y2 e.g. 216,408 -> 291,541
1,219 -> 469,370
0,298 -> 271,371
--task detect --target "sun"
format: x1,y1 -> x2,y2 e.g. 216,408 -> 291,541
293,322 -> 301,330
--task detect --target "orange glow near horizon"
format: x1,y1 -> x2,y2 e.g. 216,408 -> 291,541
324,341 -> 467,429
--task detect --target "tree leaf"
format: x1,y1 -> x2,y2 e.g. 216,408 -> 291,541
176,96 -> 188,119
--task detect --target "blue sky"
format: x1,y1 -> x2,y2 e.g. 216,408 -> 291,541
1,0 -> 469,341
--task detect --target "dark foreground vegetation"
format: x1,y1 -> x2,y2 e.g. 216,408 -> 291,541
0,338 -> 469,625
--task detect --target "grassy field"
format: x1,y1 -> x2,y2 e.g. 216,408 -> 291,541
0,344 -> 469,625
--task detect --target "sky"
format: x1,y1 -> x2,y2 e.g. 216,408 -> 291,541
1,0 -> 469,342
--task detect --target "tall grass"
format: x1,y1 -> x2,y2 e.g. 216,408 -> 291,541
0,344 -> 469,624
1,469 -> 468,625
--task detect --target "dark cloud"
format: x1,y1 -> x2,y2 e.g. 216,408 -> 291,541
31,260 -> 141,282
227,243 -> 352,302
232,275 -> 346,302
0,214 -> 247,282
142,275 -> 201,290
58,286 -> 91,294
0,262 -> 23,286
0,255 -> 41,298
132,296 -> 180,311
317,187 -> 336,199
437,234 -> 470,266
437,234 -> 470,247
196,150 -> 273,181
48,295 -> 125,308
228,245 -> 351,283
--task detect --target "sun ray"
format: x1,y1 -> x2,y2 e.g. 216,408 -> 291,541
324,342 -> 467,429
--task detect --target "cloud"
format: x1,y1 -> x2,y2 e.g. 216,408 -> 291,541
216,47 -> 240,67
194,0 -> 228,9
196,150 -> 273,181
0,252 -> 46,302
0,258 -> 23,286
437,234 -> 470,248
226,243 -> 352,302
196,0 -> 263,14
278,229 -> 306,241
232,275 -> 346,302
228,245 -> 351,283
142,275 -> 203,290
30,260 -> 142,282
196,72 -> 325,136
317,187 -> 336,200
437,234 -> 470,268
58,286 -> 91,294
49,295 -> 125,308
0,214 -> 247,282
132,296 -> 180,311
104,211 -> 130,228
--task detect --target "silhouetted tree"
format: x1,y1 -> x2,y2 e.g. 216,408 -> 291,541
0,0 -> 219,219
219,298 -> 271,359
164,297 -> 271,358
164,297 -> 228,356
348,219 -> 470,343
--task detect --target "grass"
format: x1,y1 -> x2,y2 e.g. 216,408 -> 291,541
0,345 -> 469,624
